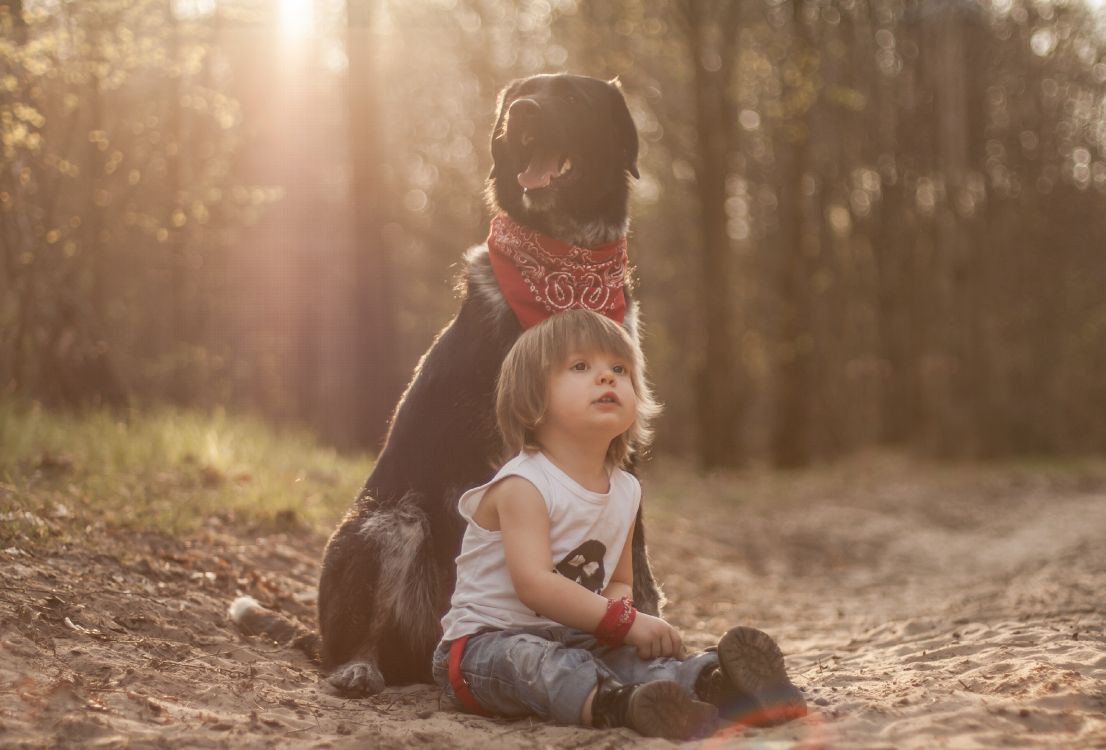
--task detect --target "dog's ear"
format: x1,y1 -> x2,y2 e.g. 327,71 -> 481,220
607,78 -> 640,180
489,79 -> 525,180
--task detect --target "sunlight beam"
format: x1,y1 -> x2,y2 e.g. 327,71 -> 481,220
279,0 -> 316,38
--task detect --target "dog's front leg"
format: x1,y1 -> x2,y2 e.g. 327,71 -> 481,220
327,646 -> 386,696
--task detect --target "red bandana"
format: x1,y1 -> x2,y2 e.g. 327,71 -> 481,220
485,213 -> 628,330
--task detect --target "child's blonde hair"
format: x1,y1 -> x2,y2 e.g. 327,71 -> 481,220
496,309 -> 661,468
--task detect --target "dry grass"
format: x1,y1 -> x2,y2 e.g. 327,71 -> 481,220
0,401 -> 372,546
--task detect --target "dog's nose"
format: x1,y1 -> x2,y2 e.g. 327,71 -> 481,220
507,98 -> 541,122
506,98 -> 541,144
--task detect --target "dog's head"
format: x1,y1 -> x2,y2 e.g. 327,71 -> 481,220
487,74 -> 639,247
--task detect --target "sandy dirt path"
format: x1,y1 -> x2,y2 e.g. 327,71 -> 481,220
2,456 -> 1104,748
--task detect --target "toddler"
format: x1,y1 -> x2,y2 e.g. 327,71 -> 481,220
432,309 -> 806,739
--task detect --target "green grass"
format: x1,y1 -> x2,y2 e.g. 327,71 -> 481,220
0,401 -> 374,546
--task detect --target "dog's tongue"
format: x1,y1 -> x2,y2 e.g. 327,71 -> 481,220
518,149 -> 562,190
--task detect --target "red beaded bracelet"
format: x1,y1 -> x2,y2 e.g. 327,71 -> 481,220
595,596 -> 637,646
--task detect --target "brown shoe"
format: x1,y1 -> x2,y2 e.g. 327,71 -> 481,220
593,678 -> 718,739
701,626 -> 808,727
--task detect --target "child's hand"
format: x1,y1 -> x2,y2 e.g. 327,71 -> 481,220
625,613 -> 685,659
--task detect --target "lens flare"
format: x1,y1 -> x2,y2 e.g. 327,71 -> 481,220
701,705 -> 831,750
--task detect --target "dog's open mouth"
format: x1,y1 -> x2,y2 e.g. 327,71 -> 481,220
506,106 -> 576,191
517,139 -> 574,191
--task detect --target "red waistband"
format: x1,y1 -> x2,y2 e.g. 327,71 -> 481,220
448,635 -> 492,717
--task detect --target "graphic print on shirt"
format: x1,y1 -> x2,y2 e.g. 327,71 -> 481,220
555,540 -> 607,594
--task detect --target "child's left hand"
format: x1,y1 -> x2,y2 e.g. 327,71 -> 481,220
626,612 -> 686,660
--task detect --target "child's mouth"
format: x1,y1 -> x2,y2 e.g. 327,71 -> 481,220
595,392 -> 620,405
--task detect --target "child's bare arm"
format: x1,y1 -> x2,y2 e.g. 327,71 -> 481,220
495,477 -> 610,630
494,477 -> 683,658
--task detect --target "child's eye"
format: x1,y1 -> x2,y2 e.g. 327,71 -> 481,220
572,361 -> 588,371
613,365 -> 627,375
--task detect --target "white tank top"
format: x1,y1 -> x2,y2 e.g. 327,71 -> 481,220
440,450 -> 641,642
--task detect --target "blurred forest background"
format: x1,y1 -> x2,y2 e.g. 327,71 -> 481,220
2,0 -> 1106,469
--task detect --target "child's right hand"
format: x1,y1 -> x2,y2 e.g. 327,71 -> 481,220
625,612 -> 685,659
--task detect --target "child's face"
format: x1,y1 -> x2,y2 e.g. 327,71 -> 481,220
542,348 -> 636,443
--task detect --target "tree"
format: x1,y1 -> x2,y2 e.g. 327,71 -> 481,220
770,0 -> 819,468
680,0 -> 746,468
347,0 -> 404,449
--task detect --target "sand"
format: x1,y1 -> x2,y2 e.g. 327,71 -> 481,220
1,455 -> 1103,748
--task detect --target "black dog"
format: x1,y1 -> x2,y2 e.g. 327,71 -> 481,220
233,74 -> 662,696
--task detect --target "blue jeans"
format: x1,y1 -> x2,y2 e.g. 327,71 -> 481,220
431,626 -> 719,726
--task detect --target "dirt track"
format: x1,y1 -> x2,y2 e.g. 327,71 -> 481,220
2,456 -> 1104,748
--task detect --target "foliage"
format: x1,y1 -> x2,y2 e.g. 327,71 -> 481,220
0,0 -> 269,410
3,0 -> 1106,467
379,0 -> 1106,463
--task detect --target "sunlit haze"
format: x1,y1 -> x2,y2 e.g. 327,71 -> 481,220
280,0 -> 316,37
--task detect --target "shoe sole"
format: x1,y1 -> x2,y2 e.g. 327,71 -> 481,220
628,680 -> 719,740
717,626 -> 808,727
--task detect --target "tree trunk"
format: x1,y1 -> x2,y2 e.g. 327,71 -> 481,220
165,0 -> 192,403
684,0 -> 744,469
934,1 -> 988,456
771,0 -> 817,468
347,0 -> 403,449
872,4 -> 916,445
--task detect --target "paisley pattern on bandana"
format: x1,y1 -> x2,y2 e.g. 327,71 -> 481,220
485,213 -> 628,330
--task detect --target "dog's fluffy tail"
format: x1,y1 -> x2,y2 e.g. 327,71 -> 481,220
228,596 -> 321,662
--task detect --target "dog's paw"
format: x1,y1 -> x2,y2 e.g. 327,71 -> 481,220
326,660 -> 385,697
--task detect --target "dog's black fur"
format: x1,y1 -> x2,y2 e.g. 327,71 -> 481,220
314,74 -> 662,695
